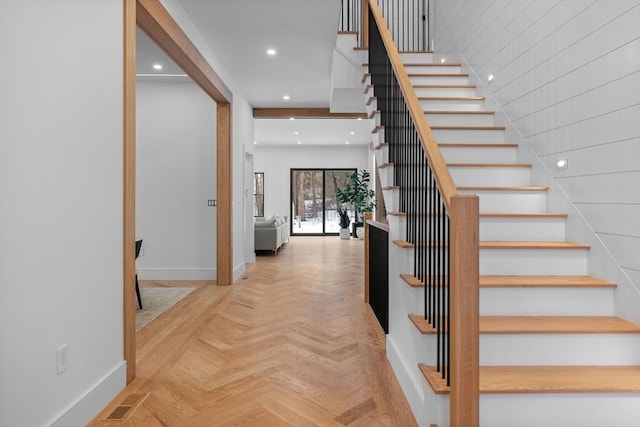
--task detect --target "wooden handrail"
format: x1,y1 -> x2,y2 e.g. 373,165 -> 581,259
366,0 -> 457,210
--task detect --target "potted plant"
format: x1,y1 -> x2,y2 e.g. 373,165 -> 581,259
337,207 -> 351,240
336,169 -> 376,238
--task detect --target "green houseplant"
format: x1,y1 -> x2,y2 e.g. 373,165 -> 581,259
336,169 -> 376,237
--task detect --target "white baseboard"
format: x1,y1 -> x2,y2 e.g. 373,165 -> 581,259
50,361 -> 126,427
233,262 -> 246,282
138,268 -> 215,281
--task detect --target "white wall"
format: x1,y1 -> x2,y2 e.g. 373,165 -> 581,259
434,0 -> 640,320
160,0 -> 256,279
0,1 -> 125,426
254,145 -> 370,219
136,81 -> 217,280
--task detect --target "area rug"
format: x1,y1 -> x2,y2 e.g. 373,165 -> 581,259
136,287 -> 196,331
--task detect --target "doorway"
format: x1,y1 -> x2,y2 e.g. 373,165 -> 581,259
290,168 -> 356,235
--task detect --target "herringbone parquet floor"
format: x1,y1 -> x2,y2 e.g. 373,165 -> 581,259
90,237 -> 416,426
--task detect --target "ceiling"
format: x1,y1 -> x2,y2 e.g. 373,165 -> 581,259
136,0 -> 368,147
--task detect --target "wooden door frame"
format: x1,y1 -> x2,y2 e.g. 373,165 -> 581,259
124,0 -> 234,383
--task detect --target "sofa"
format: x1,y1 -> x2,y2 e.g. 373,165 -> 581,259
254,215 -> 290,253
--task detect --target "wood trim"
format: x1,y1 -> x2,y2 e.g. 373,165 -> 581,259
252,108 -> 367,119
366,218 -> 389,232
136,0 -> 231,103
124,0 -> 236,384
217,103 -> 233,285
364,212 -> 372,303
449,195 -> 479,427
367,0 -> 457,209
123,0 -> 137,384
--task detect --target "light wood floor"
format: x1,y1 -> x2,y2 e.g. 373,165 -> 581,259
91,237 -> 416,426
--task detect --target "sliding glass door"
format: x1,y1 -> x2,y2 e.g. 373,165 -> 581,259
291,168 -> 356,235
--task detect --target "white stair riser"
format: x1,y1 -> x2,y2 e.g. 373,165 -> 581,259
365,97 -> 377,116
481,394 -> 640,427
440,146 -> 517,163
414,333 -> 640,366
414,86 -> 477,97
481,335 -> 640,366
390,243 -> 414,278
480,248 -> 588,275
450,167 -> 531,187
480,287 -> 613,316
419,99 -> 485,111
426,113 -> 495,126
480,216 -> 566,241
400,52 -> 434,62
405,65 -> 462,74
371,128 -> 384,145
432,128 -> 504,143
370,112 -> 381,127
457,190 -> 548,213
409,75 -> 469,85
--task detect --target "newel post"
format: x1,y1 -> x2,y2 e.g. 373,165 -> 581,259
449,194 -> 479,427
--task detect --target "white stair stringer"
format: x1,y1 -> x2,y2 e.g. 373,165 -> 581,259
372,48 -> 640,427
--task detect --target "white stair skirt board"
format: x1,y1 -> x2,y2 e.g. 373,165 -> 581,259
431,127 -> 504,143
404,64 -> 462,74
479,248 -> 588,276
439,145 -> 517,163
399,52 -> 434,63
377,165 -> 394,188
425,112 -> 495,126
458,188 -> 548,213
409,75 -> 469,85
382,187 -> 399,212
479,287 -> 614,316
419,98 -> 485,111
449,166 -> 531,187
481,394 -> 640,427
414,86 -> 478,98
374,145 -> 389,165
479,216 -> 566,241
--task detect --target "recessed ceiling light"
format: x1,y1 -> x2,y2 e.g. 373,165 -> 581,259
440,58 -> 445,63
283,95 -> 290,101
289,117 -> 295,121
349,131 -> 355,135
357,118 -> 362,121
488,73 -> 494,82
153,63 -> 162,70
266,48 -> 276,56
253,141 -> 257,145
297,141 -> 302,145
556,158 -> 568,169
345,141 -> 350,145
293,131 -> 299,135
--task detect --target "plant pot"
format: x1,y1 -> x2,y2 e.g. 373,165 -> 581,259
339,228 -> 350,240
352,222 -> 364,239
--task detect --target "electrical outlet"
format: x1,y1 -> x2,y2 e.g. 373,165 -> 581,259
57,344 -> 68,374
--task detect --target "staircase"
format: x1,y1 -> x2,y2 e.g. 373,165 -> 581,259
362,50 -> 640,426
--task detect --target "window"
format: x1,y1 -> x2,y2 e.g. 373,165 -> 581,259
290,168 -> 356,235
254,172 -> 264,217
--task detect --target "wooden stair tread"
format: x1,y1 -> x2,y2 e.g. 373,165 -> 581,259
378,162 -> 393,169
393,240 -> 414,249
366,96 -> 377,105
481,275 -> 615,288
409,314 -> 640,335
447,162 -> 531,168
374,142 -> 389,150
369,110 -> 380,118
399,50 -> 434,53
400,274 -> 613,289
480,241 -> 590,249
420,364 -> 640,394
387,211 -> 407,217
405,62 -> 462,66
400,274 -> 423,287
